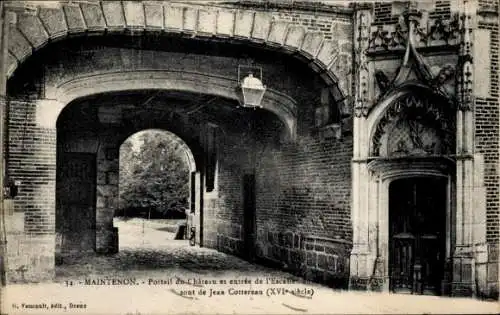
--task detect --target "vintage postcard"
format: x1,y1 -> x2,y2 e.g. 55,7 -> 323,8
0,0 -> 499,314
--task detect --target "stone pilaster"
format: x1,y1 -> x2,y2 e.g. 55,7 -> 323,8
349,4 -> 374,290
451,0 -> 489,297
96,142 -> 119,254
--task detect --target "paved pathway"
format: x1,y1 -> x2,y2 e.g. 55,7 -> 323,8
2,219 -> 498,315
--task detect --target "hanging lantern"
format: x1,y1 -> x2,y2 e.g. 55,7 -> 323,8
241,73 -> 266,108
3,176 -> 19,199
238,65 -> 266,108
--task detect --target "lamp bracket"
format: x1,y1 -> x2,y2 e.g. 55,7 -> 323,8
238,65 -> 263,85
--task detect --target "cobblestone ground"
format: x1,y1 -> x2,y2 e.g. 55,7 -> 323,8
55,218 -> 283,281
2,219 -> 498,315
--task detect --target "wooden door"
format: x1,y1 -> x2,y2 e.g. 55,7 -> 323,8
57,153 -> 96,253
243,174 -> 256,260
389,177 -> 446,295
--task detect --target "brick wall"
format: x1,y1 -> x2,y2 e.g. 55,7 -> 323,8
203,122 -> 253,254
476,15 -> 500,298
429,1 -> 452,19
199,70 -> 354,288
373,2 -> 399,26
254,132 -> 353,287
7,100 -> 56,225
272,9 -> 351,40
372,1 -> 452,25
479,0 -> 499,12
251,74 -> 352,287
5,99 -> 56,281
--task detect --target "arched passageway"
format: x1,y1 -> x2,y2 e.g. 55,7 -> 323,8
51,81 -> 294,273
116,130 -> 195,250
3,0 -> 353,288
1,0 -> 498,303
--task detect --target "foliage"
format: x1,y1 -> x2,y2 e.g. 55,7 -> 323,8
118,130 -> 190,218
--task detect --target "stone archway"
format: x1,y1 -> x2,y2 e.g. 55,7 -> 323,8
5,1 -> 349,97
116,129 -> 199,249
5,1 -> 353,146
2,1 -> 354,284
41,70 -> 299,142
54,90 -> 217,256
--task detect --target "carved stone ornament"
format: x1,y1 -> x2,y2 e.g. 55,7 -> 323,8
456,0 -> 475,112
375,70 -> 390,94
372,94 -> 455,156
354,9 -> 371,118
368,24 -> 407,51
367,4 -> 456,117
354,100 -> 370,118
432,65 -> 456,86
428,17 -> 461,45
367,12 -> 460,52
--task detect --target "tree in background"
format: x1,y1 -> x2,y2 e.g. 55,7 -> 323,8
118,130 -> 190,218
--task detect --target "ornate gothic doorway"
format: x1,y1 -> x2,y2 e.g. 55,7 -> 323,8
389,177 -> 447,295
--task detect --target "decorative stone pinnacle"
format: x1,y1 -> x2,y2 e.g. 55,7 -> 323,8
403,1 -> 422,24
354,99 -> 369,118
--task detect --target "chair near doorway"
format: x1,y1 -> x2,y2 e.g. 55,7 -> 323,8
174,222 -> 187,240
55,232 -> 64,265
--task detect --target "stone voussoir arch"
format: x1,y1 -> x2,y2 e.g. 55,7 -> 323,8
6,1 -> 346,94
43,70 -> 298,139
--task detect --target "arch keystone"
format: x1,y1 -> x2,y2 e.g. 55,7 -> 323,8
234,10 -> 254,38
144,4 -> 164,30
216,9 -> 235,37
267,21 -> 289,46
80,3 -> 106,32
284,25 -> 306,51
252,11 -> 272,41
164,6 -> 183,31
198,10 -> 217,35
101,1 -> 126,31
123,1 -> 145,29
